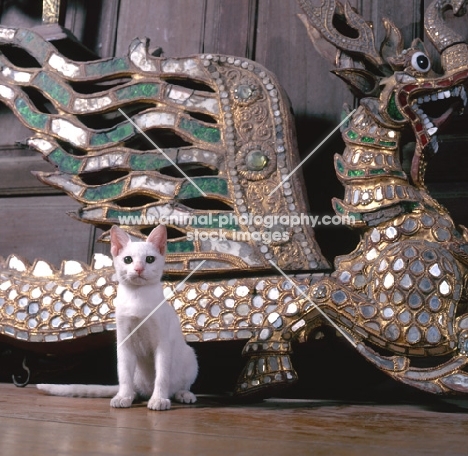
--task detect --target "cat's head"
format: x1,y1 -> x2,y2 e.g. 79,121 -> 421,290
110,225 -> 167,286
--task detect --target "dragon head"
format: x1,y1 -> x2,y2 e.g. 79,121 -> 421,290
298,0 -> 468,188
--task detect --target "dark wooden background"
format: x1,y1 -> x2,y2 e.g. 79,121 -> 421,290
0,0 -> 467,267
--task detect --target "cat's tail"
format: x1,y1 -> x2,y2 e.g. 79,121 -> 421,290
36,384 -> 119,397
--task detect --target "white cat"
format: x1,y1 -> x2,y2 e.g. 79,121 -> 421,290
37,225 -> 198,411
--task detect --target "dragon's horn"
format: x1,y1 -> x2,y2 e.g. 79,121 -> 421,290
297,0 -> 384,68
380,18 -> 404,63
425,0 -> 468,72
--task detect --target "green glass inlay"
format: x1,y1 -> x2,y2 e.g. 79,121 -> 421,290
90,123 -> 134,146
116,83 -> 160,101
16,30 -> 49,63
167,240 -> 195,253
179,118 -> 220,143
334,201 -> 345,214
349,212 -> 363,221
190,213 -> 239,230
15,98 -> 47,130
348,169 -> 365,177
369,169 -> 386,176
49,148 -> 81,174
336,159 -> 345,174
387,93 -> 404,121
361,136 -> 375,144
341,110 -> 351,129
405,202 -> 419,212
85,58 -> 129,77
35,72 -> 70,106
178,178 -> 228,199
391,170 -> 406,178
129,154 -> 171,170
246,150 -> 268,171
83,181 -> 125,201
107,208 -> 142,220
347,130 -> 359,140
379,140 -> 397,147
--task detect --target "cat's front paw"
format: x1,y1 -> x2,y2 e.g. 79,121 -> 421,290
174,390 -> 197,404
148,396 -> 171,411
110,394 -> 134,408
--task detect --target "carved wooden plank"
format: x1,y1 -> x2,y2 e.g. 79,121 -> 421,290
114,0 -> 207,57
92,0 -> 121,58
0,156 -> 58,195
0,107 -> 35,149
203,0 -> 257,57
0,196 -> 94,265
0,0 -> 42,29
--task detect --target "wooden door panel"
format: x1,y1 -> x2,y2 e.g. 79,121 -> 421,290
115,0 -> 207,57
0,196 -> 94,266
0,156 -> 57,196
203,0 -> 257,57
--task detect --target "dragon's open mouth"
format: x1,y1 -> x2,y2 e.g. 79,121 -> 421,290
410,85 -> 467,151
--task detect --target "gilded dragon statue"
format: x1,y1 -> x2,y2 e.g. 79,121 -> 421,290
237,0 -> 468,397
0,0 -> 468,398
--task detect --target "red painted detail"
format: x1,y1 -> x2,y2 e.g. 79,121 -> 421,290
402,84 -> 418,92
405,108 -> 416,120
453,70 -> 468,83
437,79 -> 452,87
398,93 -> 408,107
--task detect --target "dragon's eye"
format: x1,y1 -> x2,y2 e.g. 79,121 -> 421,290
411,52 -> 431,73
146,256 -> 155,264
123,256 -> 133,264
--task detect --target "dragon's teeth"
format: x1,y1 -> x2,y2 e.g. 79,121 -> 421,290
424,95 -> 431,102
428,126 -> 438,136
431,93 -> 438,101
418,97 -> 424,104
438,91 -> 445,99
444,90 -> 451,98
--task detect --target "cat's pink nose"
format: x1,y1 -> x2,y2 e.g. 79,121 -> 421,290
134,265 -> 144,275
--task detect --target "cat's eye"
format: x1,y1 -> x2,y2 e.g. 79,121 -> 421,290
146,256 -> 155,264
123,256 -> 133,264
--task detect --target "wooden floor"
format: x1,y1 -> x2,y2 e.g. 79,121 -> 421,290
1,384 -> 468,455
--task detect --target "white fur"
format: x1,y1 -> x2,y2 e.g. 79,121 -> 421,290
36,384 -> 118,397
37,225 -> 198,411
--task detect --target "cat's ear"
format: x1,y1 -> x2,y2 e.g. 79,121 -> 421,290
110,226 -> 131,257
147,225 -> 167,256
